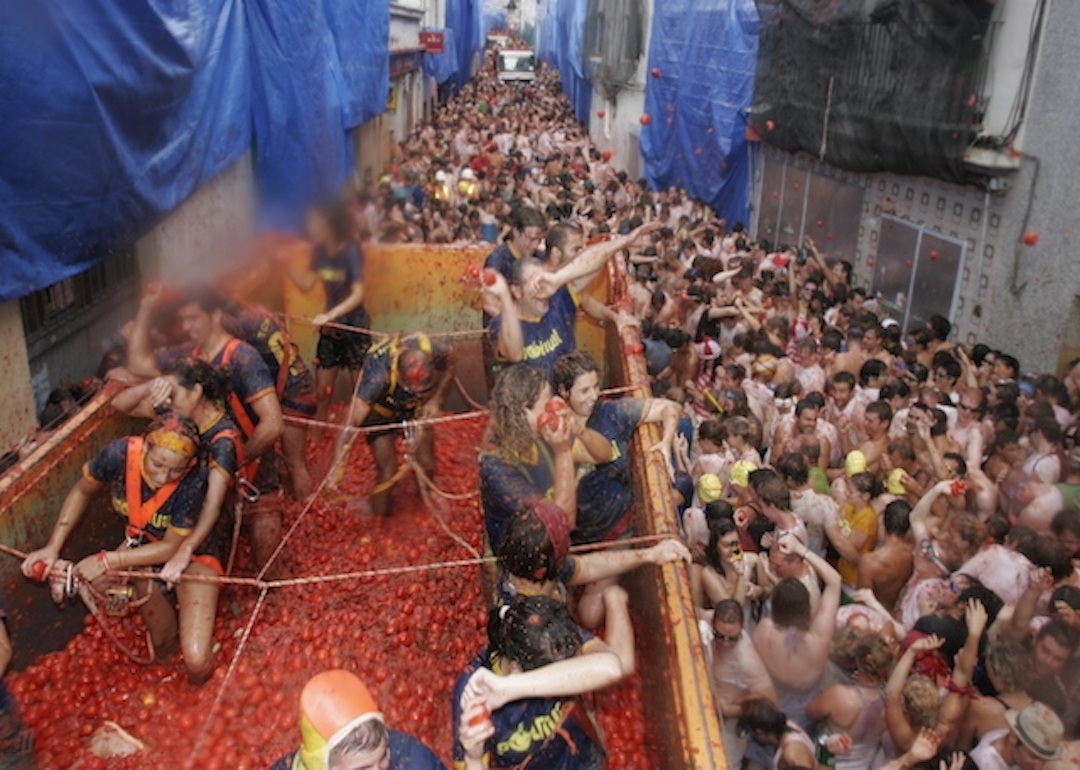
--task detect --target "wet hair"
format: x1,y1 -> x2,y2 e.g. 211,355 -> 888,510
704,500 -> 735,526
488,595 -> 582,671
820,328 -> 843,353
883,500 -> 912,536
553,350 -> 599,397
737,698 -> 789,739
996,354 -> 1019,378
329,718 -> 388,762
145,411 -> 202,459
546,221 -> 583,255
1034,416 -> 1062,444
984,639 -> 1030,694
888,436 -> 916,463
958,586 -> 1004,631
854,635 -> 894,683
498,507 -> 562,582
1051,509 -> 1080,544
724,416 -> 753,441
180,283 -> 229,315
865,400 -> 894,424
859,359 -> 888,388
903,674 -> 941,729
913,615 -> 967,664
510,206 -> 547,234
927,314 -> 952,342
771,578 -> 811,630
991,428 -> 1021,454
880,380 -> 911,402
943,452 -> 968,477
775,452 -> 809,487
706,518 -> 740,574
757,477 -> 791,510
794,398 -> 819,417
849,472 -> 882,499
747,468 -> 779,491
1032,536 -> 1073,582
488,364 -> 546,457
829,371 -> 856,391
698,419 -> 726,447
164,356 -> 229,408
713,598 -> 743,627
1036,619 -> 1080,654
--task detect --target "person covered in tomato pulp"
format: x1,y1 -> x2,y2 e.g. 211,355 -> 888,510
453,595 -> 630,770
478,364 -> 612,554
19,412 -> 210,681
270,669 -> 444,770
329,332 -> 453,517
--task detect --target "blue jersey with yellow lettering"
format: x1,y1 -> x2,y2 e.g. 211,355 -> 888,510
489,287 -> 577,382
86,439 -> 207,540
574,399 -> 645,544
451,650 -> 604,770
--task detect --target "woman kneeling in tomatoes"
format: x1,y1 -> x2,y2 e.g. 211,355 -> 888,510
21,412 -> 219,683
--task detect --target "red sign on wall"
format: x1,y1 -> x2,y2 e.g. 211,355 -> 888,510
420,31 -> 445,54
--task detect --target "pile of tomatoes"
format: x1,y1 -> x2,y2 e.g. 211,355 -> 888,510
8,415 -> 652,769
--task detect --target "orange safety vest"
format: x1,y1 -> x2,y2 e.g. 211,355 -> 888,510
123,436 -> 184,539
195,338 -> 260,482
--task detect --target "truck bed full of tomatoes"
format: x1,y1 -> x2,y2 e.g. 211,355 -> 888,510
9,416 -> 653,769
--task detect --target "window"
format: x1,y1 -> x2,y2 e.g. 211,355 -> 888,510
20,249 -> 140,345
755,157 -> 865,262
872,216 -> 966,332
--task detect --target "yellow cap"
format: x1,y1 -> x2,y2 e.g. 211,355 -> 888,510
697,473 -> 722,503
730,460 -> 757,489
844,450 -> 867,476
887,467 -> 908,495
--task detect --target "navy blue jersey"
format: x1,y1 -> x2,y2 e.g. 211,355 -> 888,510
574,399 -> 645,544
451,651 -> 604,770
87,438 -> 207,539
488,287 -> 577,383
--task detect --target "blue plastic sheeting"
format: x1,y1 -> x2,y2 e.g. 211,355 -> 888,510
538,0 -> 592,124
641,0 -> 759,226
445,0 -> 482,92
0,0 -> 388,303
423,28 -> 460,85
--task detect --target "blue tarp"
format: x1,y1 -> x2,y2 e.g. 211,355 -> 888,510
542,0 -> 592,124
0,0 -> 389,302
641,0 -> 759,226
445,0 -> 482,93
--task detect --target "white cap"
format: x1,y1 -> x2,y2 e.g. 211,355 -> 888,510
461,168 -> 475,180
434,170 -> 447,181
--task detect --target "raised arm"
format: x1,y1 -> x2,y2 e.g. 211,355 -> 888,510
885,635 -> 945,753
779,533 -> 842,636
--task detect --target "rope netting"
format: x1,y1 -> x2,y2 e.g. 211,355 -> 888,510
7,387 -> 662,768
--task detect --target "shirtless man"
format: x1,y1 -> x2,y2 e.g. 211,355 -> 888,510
858,401 -> 893,475
773,398 -> 831,471
856,499 -> 914,612
752,532 -> 842,729
832,328 -> 867,379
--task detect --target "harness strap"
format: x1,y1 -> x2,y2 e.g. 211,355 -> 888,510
124,436 -> 183,539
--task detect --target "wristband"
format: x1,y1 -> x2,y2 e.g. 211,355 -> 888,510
97,551 -> 113,571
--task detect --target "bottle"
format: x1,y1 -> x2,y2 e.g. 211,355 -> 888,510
816,734 -> 836,768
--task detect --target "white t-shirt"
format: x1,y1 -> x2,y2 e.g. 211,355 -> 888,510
969,728 -> 1015,769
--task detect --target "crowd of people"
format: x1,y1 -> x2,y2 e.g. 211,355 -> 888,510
6,50 -> 1080,770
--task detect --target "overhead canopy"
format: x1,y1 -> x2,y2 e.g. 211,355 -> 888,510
751,0 -> 990,181
0,0 -> 389,302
